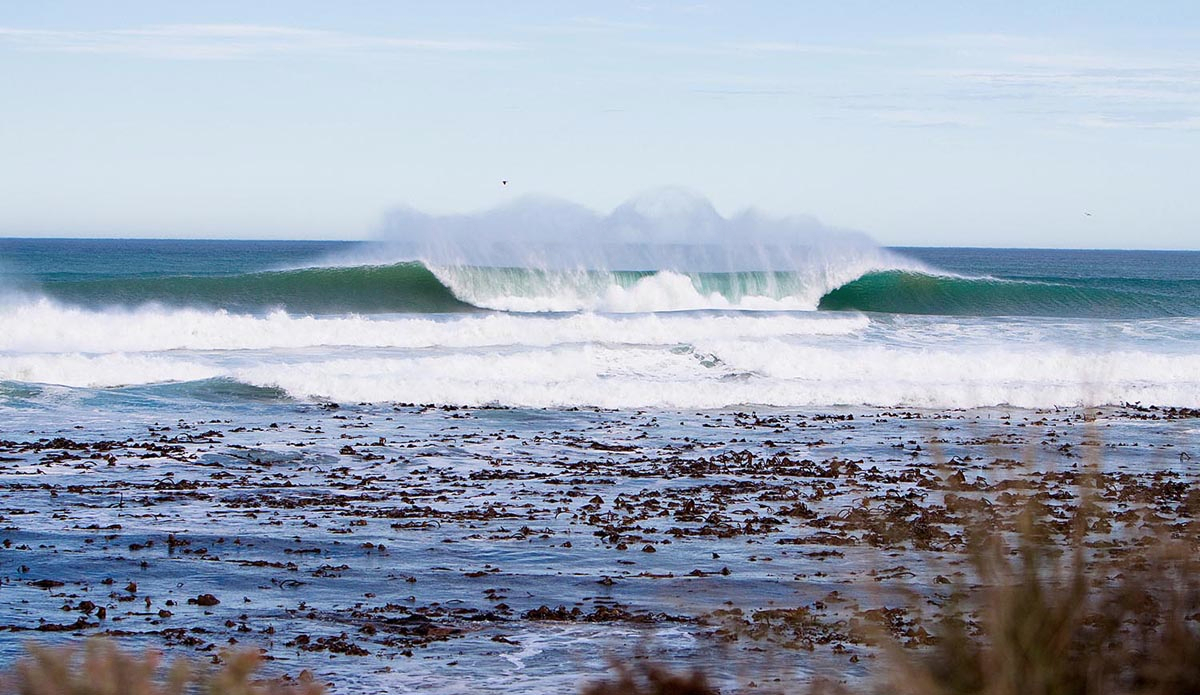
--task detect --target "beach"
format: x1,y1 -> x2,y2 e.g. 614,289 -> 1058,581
3,400 -> 1197,693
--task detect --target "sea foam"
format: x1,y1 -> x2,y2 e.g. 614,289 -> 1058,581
0,298 -> 865,353
3,298 -> 1199,409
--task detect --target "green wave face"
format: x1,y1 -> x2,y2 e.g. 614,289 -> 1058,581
31,262 -> 1200,319
39,262 -> 474,314
817,270 -> 1200,318
35,262 -> 844,315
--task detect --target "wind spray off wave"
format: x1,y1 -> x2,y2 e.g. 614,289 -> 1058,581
3,191 -> 1200,409
357,187 -> 922,313
16,186 -> 917,314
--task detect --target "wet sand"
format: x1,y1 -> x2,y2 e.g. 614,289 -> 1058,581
1,403 -> 1197,693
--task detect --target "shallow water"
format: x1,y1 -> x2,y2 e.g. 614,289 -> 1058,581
2,397 -> 1196,693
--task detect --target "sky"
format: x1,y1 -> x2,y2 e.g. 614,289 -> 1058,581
1,1 -> 1198,248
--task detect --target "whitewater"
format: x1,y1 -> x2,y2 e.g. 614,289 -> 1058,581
2,192 -> 1200,410
5,195 -> 1198,695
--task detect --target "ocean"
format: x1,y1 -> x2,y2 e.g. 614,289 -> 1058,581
1,233 -> 1199,692
1,237 -> 1198,410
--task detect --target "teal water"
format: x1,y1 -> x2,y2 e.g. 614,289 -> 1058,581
3,238 -> 1199,319
1,238 -> 1199,409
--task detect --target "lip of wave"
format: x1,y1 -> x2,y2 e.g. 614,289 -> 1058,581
0,298 -> 868,353
426,248 -> 925,313
436,268 -> 826,313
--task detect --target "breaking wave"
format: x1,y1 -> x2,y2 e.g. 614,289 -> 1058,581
26,261 -> 1200,319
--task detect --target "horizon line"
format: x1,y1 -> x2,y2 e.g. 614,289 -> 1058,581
1,235 -> 1197,253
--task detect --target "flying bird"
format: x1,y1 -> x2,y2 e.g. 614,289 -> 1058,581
501,180 -> 508,186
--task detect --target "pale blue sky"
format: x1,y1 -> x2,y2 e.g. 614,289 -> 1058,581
2,1 -> 1198,248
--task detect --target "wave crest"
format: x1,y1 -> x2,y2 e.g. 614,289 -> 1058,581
24,258 -> 920,316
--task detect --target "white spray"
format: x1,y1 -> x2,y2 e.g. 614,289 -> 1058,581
342,188 -> 923,312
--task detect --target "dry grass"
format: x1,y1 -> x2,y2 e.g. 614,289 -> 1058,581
584,496 -> 1200,695
0,639 -> 323,695
581,664 -> 716,695
886,503 -> 1200,695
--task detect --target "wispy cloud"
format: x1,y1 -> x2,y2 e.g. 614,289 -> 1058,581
939,64 -> 1200,128
943,65 -> 1200,96
724,41 -> 877,57
1076,112 -> 1200,131
0,24 -> 520,60
690,86 -> 796,96
873,109 -> 979,128
524,16 -> 651,35
894,33 -> 1200,129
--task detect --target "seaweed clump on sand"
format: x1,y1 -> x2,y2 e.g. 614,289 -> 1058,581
0,639 -> 324,695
